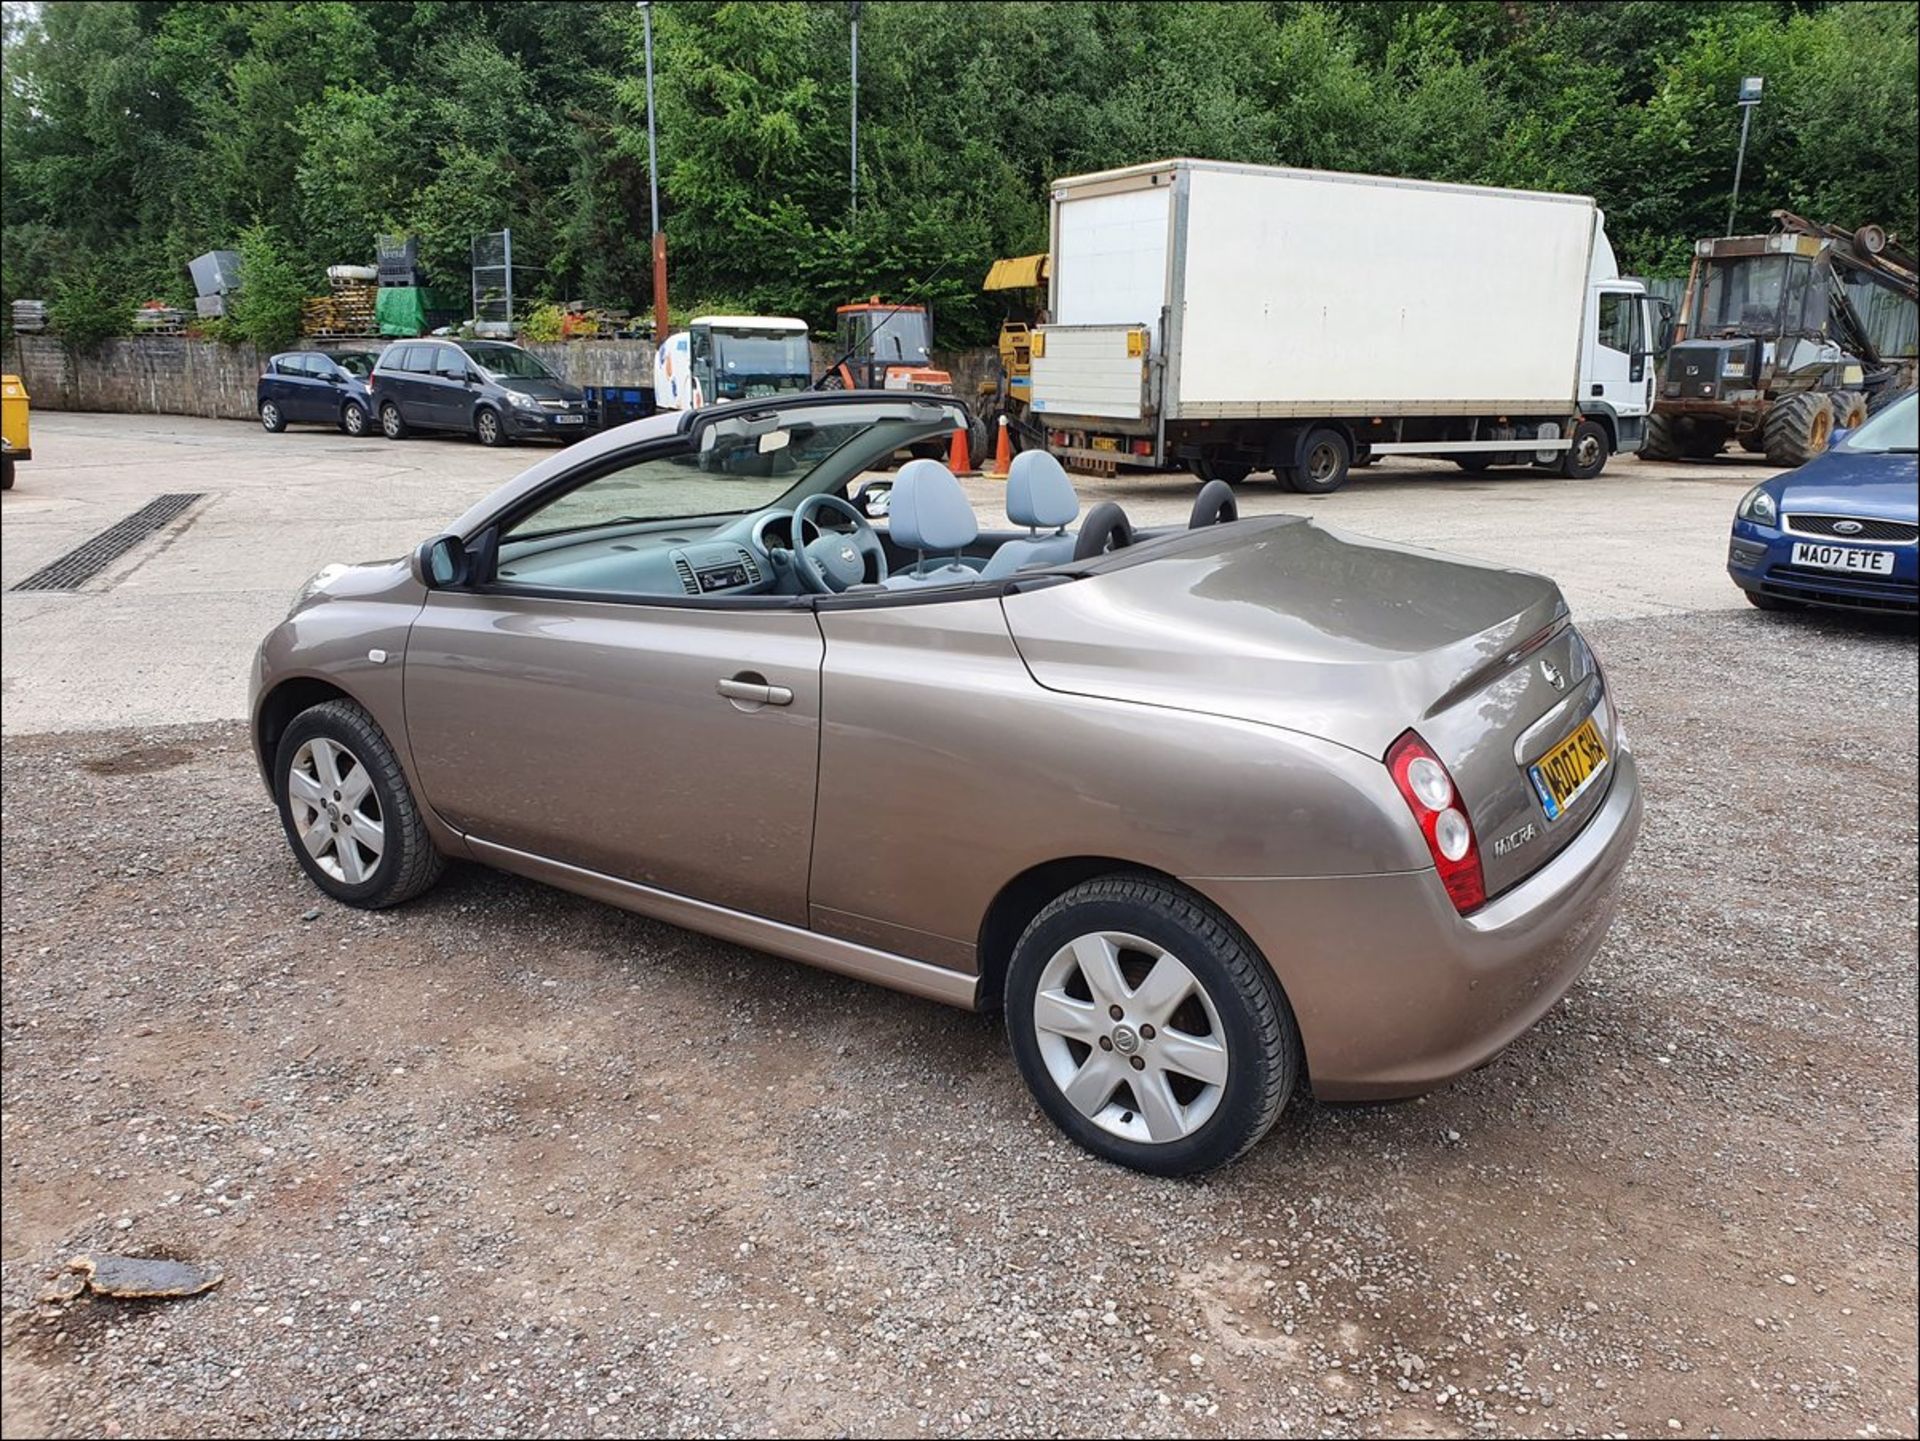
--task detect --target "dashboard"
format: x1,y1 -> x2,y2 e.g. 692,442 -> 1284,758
494,505 -> 851,598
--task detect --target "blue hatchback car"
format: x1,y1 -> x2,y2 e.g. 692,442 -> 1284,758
258,348 -> 383,438
1728,390 -> 1919,615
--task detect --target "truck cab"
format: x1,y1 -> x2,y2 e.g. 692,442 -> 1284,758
653,316 -> 812,412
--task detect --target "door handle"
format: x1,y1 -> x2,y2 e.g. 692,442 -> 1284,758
717,675 -> 794,707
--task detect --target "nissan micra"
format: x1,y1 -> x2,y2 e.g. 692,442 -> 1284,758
252,393 -> 1642,1174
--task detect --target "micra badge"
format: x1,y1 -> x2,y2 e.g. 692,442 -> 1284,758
1492,822 -> 1539,857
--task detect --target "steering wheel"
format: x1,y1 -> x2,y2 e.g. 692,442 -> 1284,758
790,493 -> 890,593
1072,502 -> 1136,562
1188,479 -> 1239,529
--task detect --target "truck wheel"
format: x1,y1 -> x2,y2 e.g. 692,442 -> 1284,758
1283,428 -> 1351,494
1763,391 -> 1833,467
1,455 -> 13,491
1560,420 -> 1610,479
1191,458 -> 1251,486
1640,413 -> 1679,461
1827,390 -> 1867,431
1679,418 -> 1729,459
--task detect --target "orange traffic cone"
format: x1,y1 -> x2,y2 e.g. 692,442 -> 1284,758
947,424 -> 976,476
982,414 -> 1012,479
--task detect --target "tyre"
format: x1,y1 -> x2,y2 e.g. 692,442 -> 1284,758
1827,390 -> 1867,431
1744,588 -> 1802,612
1560,419 -> 1610,479
339,400 -> 370,438
1004,875 -> 1300,1176
1737,430 -> 1768,455
1763,391 -> 1833,467
1283,427 -> 1351,494
1678,418 -> 1729,459
473,406 -> 509,447
1640,412 -> 1679,461
259,399 -> 287,433
274,699 -> 445,909
1190,457 -> 1252,486
379,401 -> 410,439
1,455 -> 13,491
1453,454 -> 1495,473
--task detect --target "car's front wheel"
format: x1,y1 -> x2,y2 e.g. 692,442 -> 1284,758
473,406 -> 507,447
340,400 -> 370,437
274,700 -> 445,909
1005,875 -> 1300,1176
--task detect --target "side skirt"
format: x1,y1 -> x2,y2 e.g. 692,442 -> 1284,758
467,837 -> 983,1010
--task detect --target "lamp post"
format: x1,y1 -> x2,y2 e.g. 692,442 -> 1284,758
849,2 -> 862,223
1727,75 -> 1763,237
641,0 -> 668,341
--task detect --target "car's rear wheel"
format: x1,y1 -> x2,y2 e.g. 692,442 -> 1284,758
340,400 -> 369,437
379,401 -> 409,440
474,406 -> 507,447
274,700 -> 444,909
259,400 -> 287,433
1005,875 -> 1299,1176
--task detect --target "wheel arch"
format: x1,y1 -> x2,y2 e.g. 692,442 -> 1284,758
254,675 -> 358,790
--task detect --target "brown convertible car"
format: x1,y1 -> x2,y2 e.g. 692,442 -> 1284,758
252,393 -> 1641,1174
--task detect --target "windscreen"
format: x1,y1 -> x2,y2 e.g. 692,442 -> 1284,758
466,344 -> 559,380
1693,256 -> 1798,336
710,329 -> 811,398
1840,392 -> 1917,453
857,310 -> 932,364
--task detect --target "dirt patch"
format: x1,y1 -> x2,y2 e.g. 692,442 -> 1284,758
0,611 -> 1914,1438
79,744 -> 196,776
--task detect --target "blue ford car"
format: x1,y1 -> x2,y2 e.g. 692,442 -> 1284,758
1728,390 -> 1919,615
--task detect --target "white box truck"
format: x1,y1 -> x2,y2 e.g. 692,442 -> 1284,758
1027,158 -> 1668,491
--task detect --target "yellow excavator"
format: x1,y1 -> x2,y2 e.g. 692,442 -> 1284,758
980,253 -> 1049,446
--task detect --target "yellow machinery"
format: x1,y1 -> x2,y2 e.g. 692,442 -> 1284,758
1,373 -> 29,491
981,254 -> 1049,425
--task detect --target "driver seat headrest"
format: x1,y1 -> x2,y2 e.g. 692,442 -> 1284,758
1005,450 -> 1080,532
889,458 -> 978,553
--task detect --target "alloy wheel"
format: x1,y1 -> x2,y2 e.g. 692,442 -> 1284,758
260,403 -> 280,430
1031,930 -> 1229,1144
476,410 -> 500,445
343,403 -> 367,436
381,405 -> 404,438
286,737 -> 384,885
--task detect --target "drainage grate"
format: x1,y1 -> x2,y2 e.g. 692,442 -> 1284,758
10,493 -> 204,592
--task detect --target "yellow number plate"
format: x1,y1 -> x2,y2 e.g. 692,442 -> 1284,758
1528,717 -> 1608,821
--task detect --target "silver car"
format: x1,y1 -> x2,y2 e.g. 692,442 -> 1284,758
252,394 -> 1641,1175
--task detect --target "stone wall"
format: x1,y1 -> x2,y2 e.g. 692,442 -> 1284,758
0,332 -> 1001,421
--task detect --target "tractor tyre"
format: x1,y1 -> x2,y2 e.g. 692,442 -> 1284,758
1763,391 -> 1834,468
1640,413 -> 1680,461
1827,390 -> 1867,431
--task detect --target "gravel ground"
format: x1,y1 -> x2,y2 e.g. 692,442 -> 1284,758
1,607 -> 1915,1439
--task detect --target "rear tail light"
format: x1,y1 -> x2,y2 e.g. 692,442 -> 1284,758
1385,730 -> 1486,914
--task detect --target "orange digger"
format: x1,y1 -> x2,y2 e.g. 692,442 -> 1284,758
827,299 -> 954,394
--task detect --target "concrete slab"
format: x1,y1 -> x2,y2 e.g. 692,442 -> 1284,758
2,412 -> 1779,735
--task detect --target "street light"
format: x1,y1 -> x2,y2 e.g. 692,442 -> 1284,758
849,1 -> 862,223
640,0 -> 668,342
1727,75 -> 1763,237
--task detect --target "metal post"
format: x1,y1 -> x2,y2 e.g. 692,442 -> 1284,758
1727,76 -> 1764,237
849,1 -> 861,222
642,1 -> 668,341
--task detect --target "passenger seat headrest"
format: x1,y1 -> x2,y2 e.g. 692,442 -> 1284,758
1005,450 -> 1080,531
888,458 -> 979,553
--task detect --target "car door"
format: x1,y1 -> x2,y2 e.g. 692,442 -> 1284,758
261,355 -> 299,417
426,344 -> 476,431
400,438 -> 825,925
287,353 -> 333,422
1585,287 -> 1647,420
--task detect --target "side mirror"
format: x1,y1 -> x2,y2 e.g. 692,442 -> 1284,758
853,479 -> 893,518
414,534 -> 470,589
